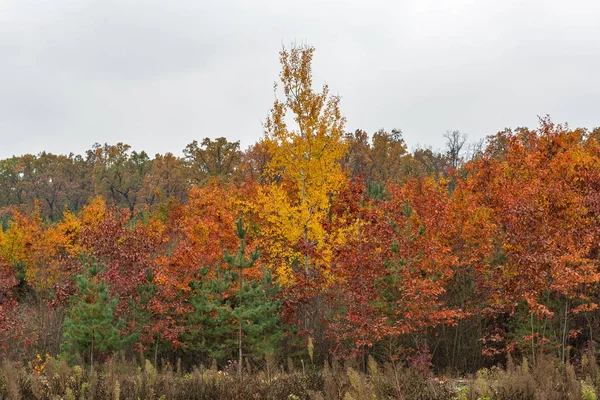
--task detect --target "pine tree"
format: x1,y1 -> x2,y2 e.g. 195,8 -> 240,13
128,267 -> 159,364
183,267 -> 237,364
224,217 -> 259,376
183,219 -> 281,371
62,257 -> 126,369
236,268 -> 282,363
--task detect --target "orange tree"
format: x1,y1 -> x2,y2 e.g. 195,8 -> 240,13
453,118 -> 600,361
327,177 -> 461,360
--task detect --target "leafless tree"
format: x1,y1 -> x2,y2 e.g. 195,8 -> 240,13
444,130 -> 467,169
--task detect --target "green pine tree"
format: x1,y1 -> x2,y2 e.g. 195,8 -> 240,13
62,257 -> 127,368
128,267 -> 159,364
235,268 -> 282,363
183,218 -> 282,371
183,267 -> 237,364
224,218 -> 259,375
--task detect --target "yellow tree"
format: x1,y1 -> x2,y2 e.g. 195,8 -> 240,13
261,45 -> 347,284
0,206 -> 84,295
2,209 -> 60,292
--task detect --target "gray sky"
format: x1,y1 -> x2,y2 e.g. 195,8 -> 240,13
1,0 -> 599,159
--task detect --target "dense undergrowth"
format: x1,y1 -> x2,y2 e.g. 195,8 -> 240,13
2,353 -> 600,399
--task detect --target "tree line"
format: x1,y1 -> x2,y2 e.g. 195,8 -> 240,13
0,133 -> 476,223
0,45 -> 599,376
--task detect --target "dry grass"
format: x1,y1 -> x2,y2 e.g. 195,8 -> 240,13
0,355 -> 455,400
2,353 -> 600,399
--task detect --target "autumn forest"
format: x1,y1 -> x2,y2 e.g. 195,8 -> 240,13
1,46 -> 600,399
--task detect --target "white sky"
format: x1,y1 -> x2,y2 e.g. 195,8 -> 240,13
1,0 -> 599,159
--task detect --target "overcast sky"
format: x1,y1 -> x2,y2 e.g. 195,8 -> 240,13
1,0 -> 599,159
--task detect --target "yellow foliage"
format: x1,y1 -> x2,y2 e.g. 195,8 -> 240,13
0,218 -> 26,265
80,196 -> 107,229
2,211 -> 62,291
56,209 -> 83,257
259,45 -> 348,285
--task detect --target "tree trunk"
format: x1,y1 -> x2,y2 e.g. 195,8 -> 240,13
238,266 -> 243,377
90,332 -> 94,376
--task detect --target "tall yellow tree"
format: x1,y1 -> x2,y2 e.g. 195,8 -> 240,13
260,45 -> 347,285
